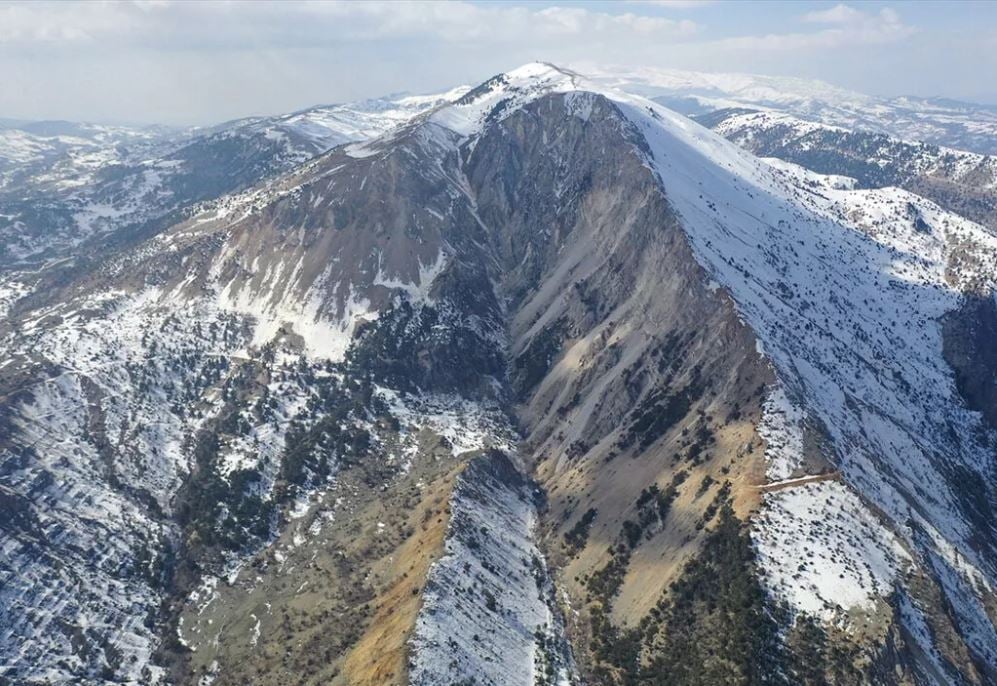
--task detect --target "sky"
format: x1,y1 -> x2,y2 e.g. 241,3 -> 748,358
2,0 -> 996,126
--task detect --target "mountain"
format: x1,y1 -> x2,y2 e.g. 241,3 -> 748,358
1,63 -> 996,686
581,64 -> 997,155
0,120 -> 177,193
0,88 -> 468,268
695,108 -> 997,234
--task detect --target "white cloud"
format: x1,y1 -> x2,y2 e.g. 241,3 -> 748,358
0,0 -> 705,123
711,4 -> 915,51
536,7 -> 698,37
802,3 -> 865,25
627,0 -> 716,8
0,2 -> 124,44
0,1 -> 699,49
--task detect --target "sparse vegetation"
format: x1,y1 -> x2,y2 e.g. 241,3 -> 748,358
585,505 -> 786,685
564,508 -> 598,556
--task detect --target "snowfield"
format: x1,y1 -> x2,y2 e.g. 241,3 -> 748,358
410,453 -> 575,686
754,480 -> 910,616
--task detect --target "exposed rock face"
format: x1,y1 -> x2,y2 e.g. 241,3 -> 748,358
459,94 -> 781,679
1,64 -> 995,685
943,293 -> 997,430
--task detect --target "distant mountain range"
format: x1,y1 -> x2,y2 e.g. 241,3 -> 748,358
581,64 -> 997,154
0,88 -> 468,267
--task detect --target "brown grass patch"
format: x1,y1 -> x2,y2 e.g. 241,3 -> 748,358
339,464 -> 462,686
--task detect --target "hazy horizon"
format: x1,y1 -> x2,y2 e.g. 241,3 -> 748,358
7,61 -> 997,131
2,0 -> 997,127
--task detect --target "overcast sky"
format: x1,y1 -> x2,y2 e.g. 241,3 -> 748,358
2,0 -> 996,126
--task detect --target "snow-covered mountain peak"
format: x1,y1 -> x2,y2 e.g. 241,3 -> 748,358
423,63 -> 810,205
3,63 -> 997,685
400,64 -> 997,660
427,62 -> 581,136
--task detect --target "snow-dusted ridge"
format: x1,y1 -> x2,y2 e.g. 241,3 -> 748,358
0,87 -> 470,268
576,63 -> 997,155
622,82 -> 997,659
409,452 -> 575,686
713,109 -> 997,188
3,61 -> 997,681
415,61 -> 996,658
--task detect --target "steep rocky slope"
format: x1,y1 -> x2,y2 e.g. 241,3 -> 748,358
1,64 -> 995,685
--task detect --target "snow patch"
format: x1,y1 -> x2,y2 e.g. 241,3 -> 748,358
754,481 -> 910,617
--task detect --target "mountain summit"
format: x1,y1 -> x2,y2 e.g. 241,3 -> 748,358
1,63 -> 995,685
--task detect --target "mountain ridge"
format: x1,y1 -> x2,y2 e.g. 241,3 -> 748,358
1,62 -> 995,684
577,63 -> 997,155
